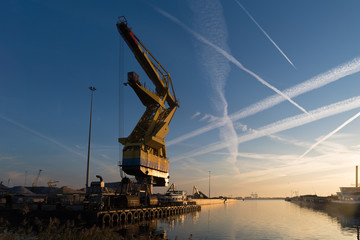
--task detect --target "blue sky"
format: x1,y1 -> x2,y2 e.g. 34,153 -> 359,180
2,0 -> 360,197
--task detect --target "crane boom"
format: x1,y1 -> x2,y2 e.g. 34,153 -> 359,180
116,17 -> 178,188
116,17 -> 178,108
32,169 -> 42,187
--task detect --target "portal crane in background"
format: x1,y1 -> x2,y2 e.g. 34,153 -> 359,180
47,180 -> 59,188
116,16 -> 178,194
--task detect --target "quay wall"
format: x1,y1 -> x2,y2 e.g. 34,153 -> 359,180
96,204 -> 201,227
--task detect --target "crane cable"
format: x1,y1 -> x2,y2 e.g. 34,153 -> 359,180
119,36 -> 125,179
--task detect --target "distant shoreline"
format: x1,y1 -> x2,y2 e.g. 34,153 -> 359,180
243,197 -> 285,200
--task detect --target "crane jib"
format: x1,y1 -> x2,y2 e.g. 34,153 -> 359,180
116,21 -> 178,108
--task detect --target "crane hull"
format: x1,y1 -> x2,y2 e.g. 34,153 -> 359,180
122,148 -> 169,186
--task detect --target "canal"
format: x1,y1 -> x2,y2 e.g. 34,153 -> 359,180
152,200 -> 360,239
2,200 -> 360,239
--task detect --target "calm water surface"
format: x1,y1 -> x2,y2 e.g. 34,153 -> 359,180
153,200 -> 360,239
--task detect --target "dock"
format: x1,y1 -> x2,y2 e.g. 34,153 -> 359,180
95,204 -> 201,227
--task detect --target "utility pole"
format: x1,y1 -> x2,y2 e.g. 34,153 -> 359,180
209,171 -> 211,198
86,86 -> 96,188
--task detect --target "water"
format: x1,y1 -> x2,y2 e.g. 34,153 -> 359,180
152,200 -> 360,239
2,200 -> 360,239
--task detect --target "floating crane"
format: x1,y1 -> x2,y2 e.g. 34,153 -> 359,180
116,17 -> 178,193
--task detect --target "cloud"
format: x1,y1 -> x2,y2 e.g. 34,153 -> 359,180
171,96 -> 360,162
188,0 -> 239,174
154,7 -> 309,116
191,112 -> 201,119
94,160 -> 119,179
100,154 -> 111,160
0,171 -> 26,187
233,150 -> 359,186
266,134 -> 309,149
234,122 -> 248,132
0,155 -> 16,161
234,0 -> 296,68
200,113 -> 218,122
168,57 -> 360,146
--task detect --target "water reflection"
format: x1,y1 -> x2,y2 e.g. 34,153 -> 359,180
98,202 -> 360,239
112,219 -> 167,239
167,214 -> 186,231
109,201 -> 360,239
111,210 -> 200,239
4,201 -> 360,239
160,210 -> 199,230
291,201 -> 360,240
121,201 -> 360,240
337,216 -> 360,240
184,201 -> 359,239
325,211 -> 360,239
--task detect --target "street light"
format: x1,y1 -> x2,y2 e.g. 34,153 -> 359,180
209,171 -> 211,198
86,86 -> 96,188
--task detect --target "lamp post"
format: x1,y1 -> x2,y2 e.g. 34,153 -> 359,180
86,86 -> 96,188
209,171 -> 211,198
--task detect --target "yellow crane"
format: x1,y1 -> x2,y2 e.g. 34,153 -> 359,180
47,180 -> 59,188
32,169 -> 42,187
116,17 -> 178,191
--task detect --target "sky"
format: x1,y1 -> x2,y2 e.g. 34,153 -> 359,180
1,0 -> 360,197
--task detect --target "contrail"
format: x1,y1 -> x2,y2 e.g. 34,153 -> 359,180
0,115 -> 119,178
0,115 -> 85,158
234,152 -> 298,161
298,111 -> 360,159
171,96 -> 360,162
168,57 -> 360,146
234,0 -> 296,69
154,7 -> 309,116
